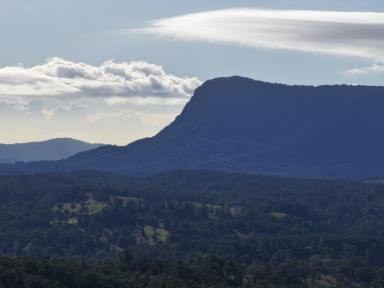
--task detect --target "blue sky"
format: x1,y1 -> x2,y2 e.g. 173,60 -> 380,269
1,1 -> 384,144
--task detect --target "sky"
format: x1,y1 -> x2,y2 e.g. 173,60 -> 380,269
1,0 -> 384,145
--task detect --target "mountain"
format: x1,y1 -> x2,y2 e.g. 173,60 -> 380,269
0,138 -> 103,163
5,76 -> 384,179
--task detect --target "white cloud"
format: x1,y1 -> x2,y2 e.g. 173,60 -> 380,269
345,63 -> 384,75
0,58 -> 195,145
138,8 -> 384,60
0,58 -> 201,101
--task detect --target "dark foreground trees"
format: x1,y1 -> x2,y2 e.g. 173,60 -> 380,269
0,252 -> 242,288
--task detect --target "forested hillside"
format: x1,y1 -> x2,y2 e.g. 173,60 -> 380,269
0,253 -> 242,288
1,171 -> 384,287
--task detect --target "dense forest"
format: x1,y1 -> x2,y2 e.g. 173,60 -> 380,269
1,170 -> 384,287
0,252 -> 242,288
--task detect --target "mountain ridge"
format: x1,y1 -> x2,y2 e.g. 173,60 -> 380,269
3,76 -> 384,179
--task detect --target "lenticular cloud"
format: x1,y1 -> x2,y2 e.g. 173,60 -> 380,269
0,58 -> 201,99
139,8 -> 384,61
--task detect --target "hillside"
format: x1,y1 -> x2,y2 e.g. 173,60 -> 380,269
1,170 -> 384,287
5,76 -> 384,179
0,138 -> 103,163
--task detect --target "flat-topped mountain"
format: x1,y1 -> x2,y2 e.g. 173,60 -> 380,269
5,76 -> 384,179
0,138 -> 103,163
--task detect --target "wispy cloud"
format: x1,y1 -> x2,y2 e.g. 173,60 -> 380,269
85,109 -> 175,127
345,63 -> 384,75
41,103 -> 87,119
0,58 -> 201,101
0,97 -> 30,111
138,8 -> 384,60
105,96 -> 188,107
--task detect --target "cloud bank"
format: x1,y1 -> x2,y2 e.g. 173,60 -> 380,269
0,58 -> 201,100
139,8 -> 384,61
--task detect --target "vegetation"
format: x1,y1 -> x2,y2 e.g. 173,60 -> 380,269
1,170 -> 384,286
0,252 -> 242,288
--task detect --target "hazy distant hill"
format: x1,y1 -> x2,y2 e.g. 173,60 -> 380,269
0,138 -> 103,163
5,76 -> 384,179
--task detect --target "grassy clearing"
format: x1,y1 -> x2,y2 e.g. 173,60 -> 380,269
86,197 -> 108,215
271,212 -> 289,219
110,196 -> 142,206
142,225 -> 169,244
188,202 -> 222,210
144,225 -> 155,244
67,218 -> 79,225
54,202 -> 82,214
156,227 -> 170,244
50,217 -> 79,225
54,194 -> 108,215
187,202 -> 223,217
52,194 -> 143,227
230,206 -> 242,216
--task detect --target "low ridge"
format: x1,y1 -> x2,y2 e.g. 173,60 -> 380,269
0,138 -> 104,163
